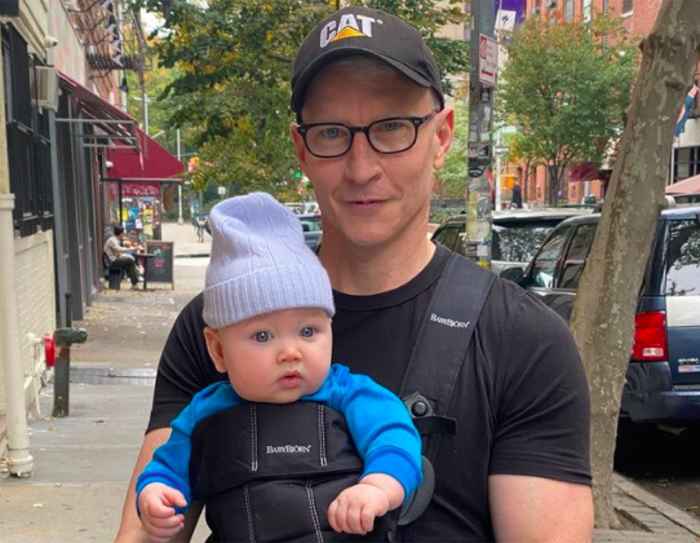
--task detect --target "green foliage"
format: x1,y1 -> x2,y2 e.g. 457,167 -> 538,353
135,0 -> 469,200
435,97 -> 469,198
497,15 -> 638,203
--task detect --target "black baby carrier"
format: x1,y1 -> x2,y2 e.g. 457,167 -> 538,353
190,255 -> 495,542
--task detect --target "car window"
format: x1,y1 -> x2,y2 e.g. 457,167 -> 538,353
528,226 -> 572,288
491,222 -> 559,264
558,223 -> 597,290
664,220 -> 700,297
433,225 -> 462,253
299,218 -> 321,233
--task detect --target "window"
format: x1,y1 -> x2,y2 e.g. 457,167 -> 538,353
582,0 -> 592,22
527,225 -> 571,288
433,225 -> 463,254
673,146 -> 700,182
664,220 -> 700,297
3,26 -> 53,237
558,224 -> 596,290
564,0 -> 574,21
622,0 -> 633,14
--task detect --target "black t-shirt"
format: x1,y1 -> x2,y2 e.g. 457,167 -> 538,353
148,245 -> 591,542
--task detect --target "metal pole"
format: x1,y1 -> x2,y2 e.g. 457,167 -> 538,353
144,95 -> 149,136
669,136 -> 676,185
177,129 -> 183,224
495,128 -> 502,211
466,0 -> 496,269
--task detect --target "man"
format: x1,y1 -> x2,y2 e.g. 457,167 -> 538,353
104,224 -> 141,290
511,182 -> 523,209
115,7 -> 593,542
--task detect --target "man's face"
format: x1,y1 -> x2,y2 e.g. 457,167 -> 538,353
204,308 -> 332,403
291,62 -> 453,249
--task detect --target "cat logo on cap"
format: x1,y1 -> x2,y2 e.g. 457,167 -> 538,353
319,13 -> 383,48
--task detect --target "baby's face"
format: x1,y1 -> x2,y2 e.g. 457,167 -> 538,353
207,308 -> 332,403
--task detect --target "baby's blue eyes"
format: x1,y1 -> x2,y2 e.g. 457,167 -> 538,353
251,326 -> 317,342
254,331 -> 271,343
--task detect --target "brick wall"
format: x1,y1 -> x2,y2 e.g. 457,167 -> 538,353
0,231 -> 55,415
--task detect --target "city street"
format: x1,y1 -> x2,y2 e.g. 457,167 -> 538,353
0,224 -> 699,542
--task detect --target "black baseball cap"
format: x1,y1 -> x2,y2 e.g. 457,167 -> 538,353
291,6 -> 444,115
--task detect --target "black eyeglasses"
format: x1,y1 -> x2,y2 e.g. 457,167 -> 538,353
296,111 -> 439,158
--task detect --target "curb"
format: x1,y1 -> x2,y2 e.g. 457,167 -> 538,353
175,253 -> 210,258
614,473 -> 700,537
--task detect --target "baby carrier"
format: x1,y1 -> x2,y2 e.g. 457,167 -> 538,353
190,255 -> 495,542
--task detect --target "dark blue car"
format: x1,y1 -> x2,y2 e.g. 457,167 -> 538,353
503,204 -> 700,427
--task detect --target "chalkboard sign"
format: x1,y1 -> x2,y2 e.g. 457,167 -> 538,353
144,241 -> 175,289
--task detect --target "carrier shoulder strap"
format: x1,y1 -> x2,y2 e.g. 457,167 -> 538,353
399,253 -> 496,463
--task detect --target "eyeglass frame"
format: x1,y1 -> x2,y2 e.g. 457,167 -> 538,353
295,110 -> 440,159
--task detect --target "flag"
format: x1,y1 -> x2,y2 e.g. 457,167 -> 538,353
674,84 -> 699,137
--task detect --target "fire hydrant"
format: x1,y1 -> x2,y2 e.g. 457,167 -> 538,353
52,327 -> 87,417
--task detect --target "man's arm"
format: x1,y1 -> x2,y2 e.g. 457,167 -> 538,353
489,475 -> 593,542
114,429 -> 204,543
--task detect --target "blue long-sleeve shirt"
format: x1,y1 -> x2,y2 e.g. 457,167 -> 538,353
137,363 -> 422,512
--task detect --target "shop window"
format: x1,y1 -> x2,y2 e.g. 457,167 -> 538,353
674,146 -> 700,182
581,0 -> 591,22
564,0 -> 574,21
2,25 -> 53,237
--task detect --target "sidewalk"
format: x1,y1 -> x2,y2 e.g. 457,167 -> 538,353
2,223 -> 699,541
161,221 -> 211,258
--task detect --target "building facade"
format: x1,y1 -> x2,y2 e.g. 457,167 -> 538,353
0,0 -> 180,476
515,0 -> 700,206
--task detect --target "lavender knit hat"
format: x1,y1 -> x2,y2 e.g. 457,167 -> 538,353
202,192 -> 334,329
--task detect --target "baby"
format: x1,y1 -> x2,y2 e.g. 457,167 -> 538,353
136,192 -> 422,542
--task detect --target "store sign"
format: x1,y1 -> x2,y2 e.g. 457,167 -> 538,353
122,183 -> 161,197
479,34 -> 498,88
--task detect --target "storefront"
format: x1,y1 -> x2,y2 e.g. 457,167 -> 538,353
103,126 -> 184,243
56,72 -> 139,321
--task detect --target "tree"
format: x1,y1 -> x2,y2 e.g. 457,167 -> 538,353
135,0 -> 469,200
498,16 -> 638,205
569,1 -> 700,528
436,96 -> 469,199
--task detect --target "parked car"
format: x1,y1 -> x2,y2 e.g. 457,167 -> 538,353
503,204 -> 700,427
299,214 -> 322,251
431,208 -> 593,275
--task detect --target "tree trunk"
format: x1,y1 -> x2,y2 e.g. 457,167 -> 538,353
548,163 -> 559,205
523,161 -> 531,203
569,1 -> 700,529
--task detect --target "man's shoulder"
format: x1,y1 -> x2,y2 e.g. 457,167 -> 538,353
439,254 -> 571,345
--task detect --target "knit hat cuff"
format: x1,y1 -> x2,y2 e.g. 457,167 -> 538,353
202,264 -> 335,329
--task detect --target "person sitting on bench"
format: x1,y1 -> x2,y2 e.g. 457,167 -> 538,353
104,224 -> 141,290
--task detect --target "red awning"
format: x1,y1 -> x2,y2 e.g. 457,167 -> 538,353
666,174 -> 700,195
105,125 -> 184,183
569,162 -> 601,182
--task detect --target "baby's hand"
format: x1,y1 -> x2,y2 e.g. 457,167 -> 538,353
138,482 -> 187,543
327,482 -> 391,535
